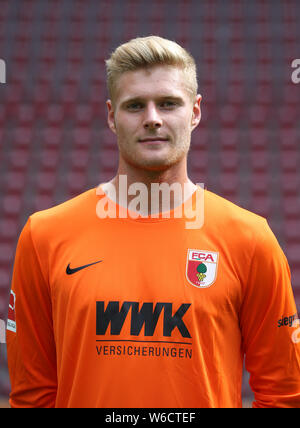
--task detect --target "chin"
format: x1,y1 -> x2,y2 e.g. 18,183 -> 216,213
135,155 -> 184,172
121,147 -> 188,172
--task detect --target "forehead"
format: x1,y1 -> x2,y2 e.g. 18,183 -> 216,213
114,66 -> 191,104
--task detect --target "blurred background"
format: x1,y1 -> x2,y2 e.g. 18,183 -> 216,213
0,0 -> 299,407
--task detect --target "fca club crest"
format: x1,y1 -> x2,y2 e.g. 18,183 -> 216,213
186,249 -> 219,288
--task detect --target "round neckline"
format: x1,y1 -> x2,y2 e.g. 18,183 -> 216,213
95,183 -> 204,223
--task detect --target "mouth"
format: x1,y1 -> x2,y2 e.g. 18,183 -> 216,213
138,137 -> 169,144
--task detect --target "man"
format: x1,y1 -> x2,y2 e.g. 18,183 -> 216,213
6,36 -> 300,408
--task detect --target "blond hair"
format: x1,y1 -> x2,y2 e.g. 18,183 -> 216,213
105,35 -> 198,107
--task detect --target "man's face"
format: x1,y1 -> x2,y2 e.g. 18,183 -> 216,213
107,65 -> 201,172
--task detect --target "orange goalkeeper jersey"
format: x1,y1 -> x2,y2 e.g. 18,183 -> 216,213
6,186 -> 300,408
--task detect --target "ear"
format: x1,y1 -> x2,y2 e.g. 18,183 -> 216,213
191,94 -> 202,131
106,99 -> 117,134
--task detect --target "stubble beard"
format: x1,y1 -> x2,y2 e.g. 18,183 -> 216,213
117,135 -> 191,173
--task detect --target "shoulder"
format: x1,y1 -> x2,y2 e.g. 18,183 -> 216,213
28,188 -> 97,238
32,188 -> 97,219
204,189 -> 267,228
203,189 -> 288,283
203,189 -> 276,247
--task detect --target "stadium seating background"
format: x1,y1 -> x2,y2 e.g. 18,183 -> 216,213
0,0 -> 299,405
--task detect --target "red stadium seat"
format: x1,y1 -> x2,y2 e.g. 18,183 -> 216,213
249,149 -> 270,172
36,171 -> 57,194
9,149 -> 30,172
282,196 -> 300,220
39,148 -> 60,171
43,127 -> 63,149
0,219 -> 19,242
100,149 -> 118,173
286,244 -> 300,269
32,194 -> 55,212
70,149 -> 90,171
280,151 -> 299,172
220,150 -> 239,173
189,148 -> 208,174
252,197 -> 273,218
250,172 -> 271,196
4,171 -> 27,194
219,172 -> 239,199
283,219 -> 300,244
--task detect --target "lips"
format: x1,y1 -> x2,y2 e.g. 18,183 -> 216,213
138,137 -> 168,143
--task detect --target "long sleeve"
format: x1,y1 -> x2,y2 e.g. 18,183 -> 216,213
6,217 -> 57,408
239,220 -> 300,408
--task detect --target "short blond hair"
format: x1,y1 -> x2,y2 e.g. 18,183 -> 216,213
105,35 -> 198,107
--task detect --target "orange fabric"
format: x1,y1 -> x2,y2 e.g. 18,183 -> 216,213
6,186 -> 300,408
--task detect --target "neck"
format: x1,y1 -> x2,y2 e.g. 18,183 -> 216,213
103,161 -> 196,216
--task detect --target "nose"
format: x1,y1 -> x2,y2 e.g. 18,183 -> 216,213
142,103 -> 163,130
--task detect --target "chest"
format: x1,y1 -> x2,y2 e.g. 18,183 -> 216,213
49,223 -> 243,345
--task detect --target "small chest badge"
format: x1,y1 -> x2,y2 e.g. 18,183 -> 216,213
186,249 -> 219,288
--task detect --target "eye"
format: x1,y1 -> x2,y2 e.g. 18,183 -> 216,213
160,101 -> 177,108
126,102 -> 143,110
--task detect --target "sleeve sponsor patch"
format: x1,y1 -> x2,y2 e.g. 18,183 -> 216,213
277,313 -> 298,328
7,290 -> 16,333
